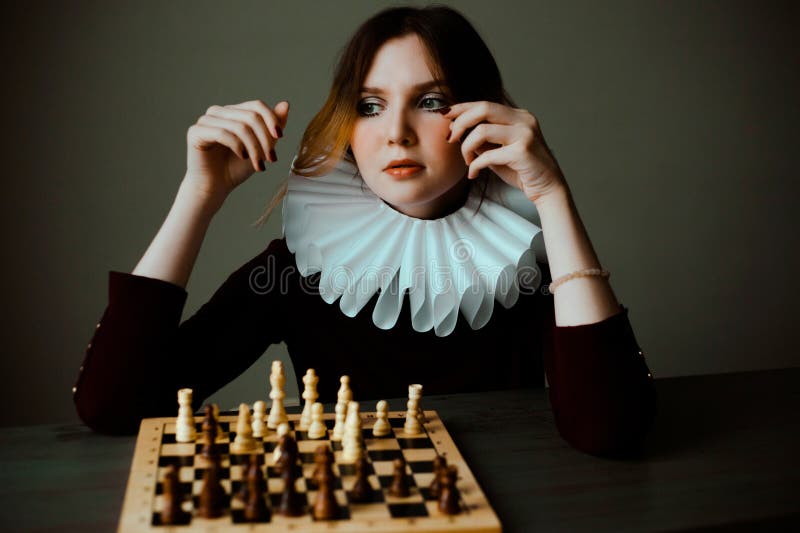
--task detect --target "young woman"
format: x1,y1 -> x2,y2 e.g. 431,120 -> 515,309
74,5 -> 655,458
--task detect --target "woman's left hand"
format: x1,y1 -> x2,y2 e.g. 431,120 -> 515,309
443,101 -> 566,205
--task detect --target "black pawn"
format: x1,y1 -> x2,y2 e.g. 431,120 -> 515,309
243,464 -> 270,522
313,466 -> 339,520
388,457 -> 410,497
160,464 -> 189,524
428,455 -> 448,499
237,453 -> 264,502
278,463 -> 305,516
438,465 -> 461,515
349,456 -> 373,503
198,459 -> 226,518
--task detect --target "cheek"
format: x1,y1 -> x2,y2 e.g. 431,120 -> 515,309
351,124 -> 381,150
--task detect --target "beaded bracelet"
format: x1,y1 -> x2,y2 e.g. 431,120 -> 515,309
549,268 -> 610,293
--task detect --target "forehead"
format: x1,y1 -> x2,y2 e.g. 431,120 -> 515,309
362,34 -> 440,88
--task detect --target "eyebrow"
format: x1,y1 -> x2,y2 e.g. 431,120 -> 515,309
360,80 -> 447,95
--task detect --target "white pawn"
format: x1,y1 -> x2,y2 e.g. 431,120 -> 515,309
307,402 -> 327,439
272,422 -> 290,463
342,401 -> 363,462
252,400 -> 267,438
332,375 -> 352,440
299,369 -> 318,430
231,403 -> 259,454
372,400 -> 391,437
268,360 -> 288,429
410,384 -> 426,424
404,396 -> 423,435
175,388 -> 196,443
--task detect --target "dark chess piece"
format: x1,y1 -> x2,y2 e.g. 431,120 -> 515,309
349,456 -> 373,503
428,454 -> 448,499
313,463 -> 339,520
200,405 -> 220,461
276,433 -> 299,476
198,458 -> 226,518
237,453 -> 264,502
438,464 -> 461,515
243,461 -> 270,522
277,460 -> 305,516
160,464 -> 189,524
312,444 -> 334,481
388,457 -> 410,497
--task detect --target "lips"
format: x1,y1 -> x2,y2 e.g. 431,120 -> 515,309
384,158 -> 424,170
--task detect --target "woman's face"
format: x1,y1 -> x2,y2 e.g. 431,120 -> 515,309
350,34 -> 470,220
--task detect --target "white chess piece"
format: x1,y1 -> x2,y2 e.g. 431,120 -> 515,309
231,403 -> 259,454
299,369 -> 318,430
272,422 -> 290,462
342,401 -> 363,462
410,384 -> 426,424
307,402 -> 327,439
372,400 -> 391,437
404,396 -> 423,435
332,375 -> 352,440
175,388 -> 196,443
252,400 -> 267,438
268,360 -> 288,429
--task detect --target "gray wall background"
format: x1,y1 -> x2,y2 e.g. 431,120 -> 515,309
1,1 -> 797,428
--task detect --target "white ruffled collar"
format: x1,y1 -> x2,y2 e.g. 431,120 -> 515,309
281,155 -> 546,337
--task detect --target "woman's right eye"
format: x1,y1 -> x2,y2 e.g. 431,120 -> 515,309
357,100 -> 380,117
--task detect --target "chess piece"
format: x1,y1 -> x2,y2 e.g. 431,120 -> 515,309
231,403 -> 259,454
198,458 -> 226,518
277,458 -> 305,516
243,456 -> 270,522
332,375 -> 352,439
388,457 -> 410,497
342,401 -> 363,462
276,433 -> 299,477
237,453 -> 264,502
372,400 -> 391,437
438,465 -> 461,515
404,393 -> 423,435
272,422 -> 290,463
160,464 -> 189,524
299,368 -> 319,430
349,456 -> 373,503
268,360 -> 288,429
312,444 -> 334,482
429,454 -> 448,499
200,406 -> 220,461
175,388 -> 196,443
410,384 -> 426,424
252,400 -> 267,438
312,463 -> 339,520
307,402 -> 327,439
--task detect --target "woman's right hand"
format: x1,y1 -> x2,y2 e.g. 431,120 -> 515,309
183,100 -> 290,205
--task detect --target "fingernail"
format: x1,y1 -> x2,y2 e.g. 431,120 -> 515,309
275,126 -> 283,138
270,149 -> 277,162
243,149 -> 248,158
437,106 -> 451,115
446,131 -> 452,142
258,159 -> 265,171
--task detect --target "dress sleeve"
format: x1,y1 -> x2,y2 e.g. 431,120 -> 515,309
537,265 -> 657,458
73,238 -> 292,435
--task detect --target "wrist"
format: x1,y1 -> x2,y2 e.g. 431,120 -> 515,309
176,176 -> 228,219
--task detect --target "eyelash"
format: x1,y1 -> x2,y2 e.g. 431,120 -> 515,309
357,94 -> 448,117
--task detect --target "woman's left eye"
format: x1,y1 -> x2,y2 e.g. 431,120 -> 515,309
420,95 -> 448,111
357,95 -> 448,117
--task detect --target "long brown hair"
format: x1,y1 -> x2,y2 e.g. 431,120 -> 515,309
253,3 -> 518,227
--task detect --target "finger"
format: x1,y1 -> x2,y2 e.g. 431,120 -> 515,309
235,100 -> 287,139
447,101 -> 516,144
207,105 -> 272,165
189,124 -> 249,161
198,114 -> 264,171
459,123 -> 513,166
468,143 -> 515,180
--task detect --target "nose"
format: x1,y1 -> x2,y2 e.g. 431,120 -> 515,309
386,106 -> 417,146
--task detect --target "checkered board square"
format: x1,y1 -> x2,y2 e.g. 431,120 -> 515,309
117,410 -> 501,532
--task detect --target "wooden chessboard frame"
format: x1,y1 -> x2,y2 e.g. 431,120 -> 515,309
117,410 -> 502,532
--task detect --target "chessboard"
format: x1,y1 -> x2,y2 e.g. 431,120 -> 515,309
117,409 -> 502,532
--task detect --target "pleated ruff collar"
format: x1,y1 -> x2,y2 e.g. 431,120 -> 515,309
281,155 -> 546,337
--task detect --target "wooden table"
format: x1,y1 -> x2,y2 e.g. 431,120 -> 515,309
1,369 -> 798,532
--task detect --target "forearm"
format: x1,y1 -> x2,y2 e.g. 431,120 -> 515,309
132,176 -> 223,289
534,184 -> 621,326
